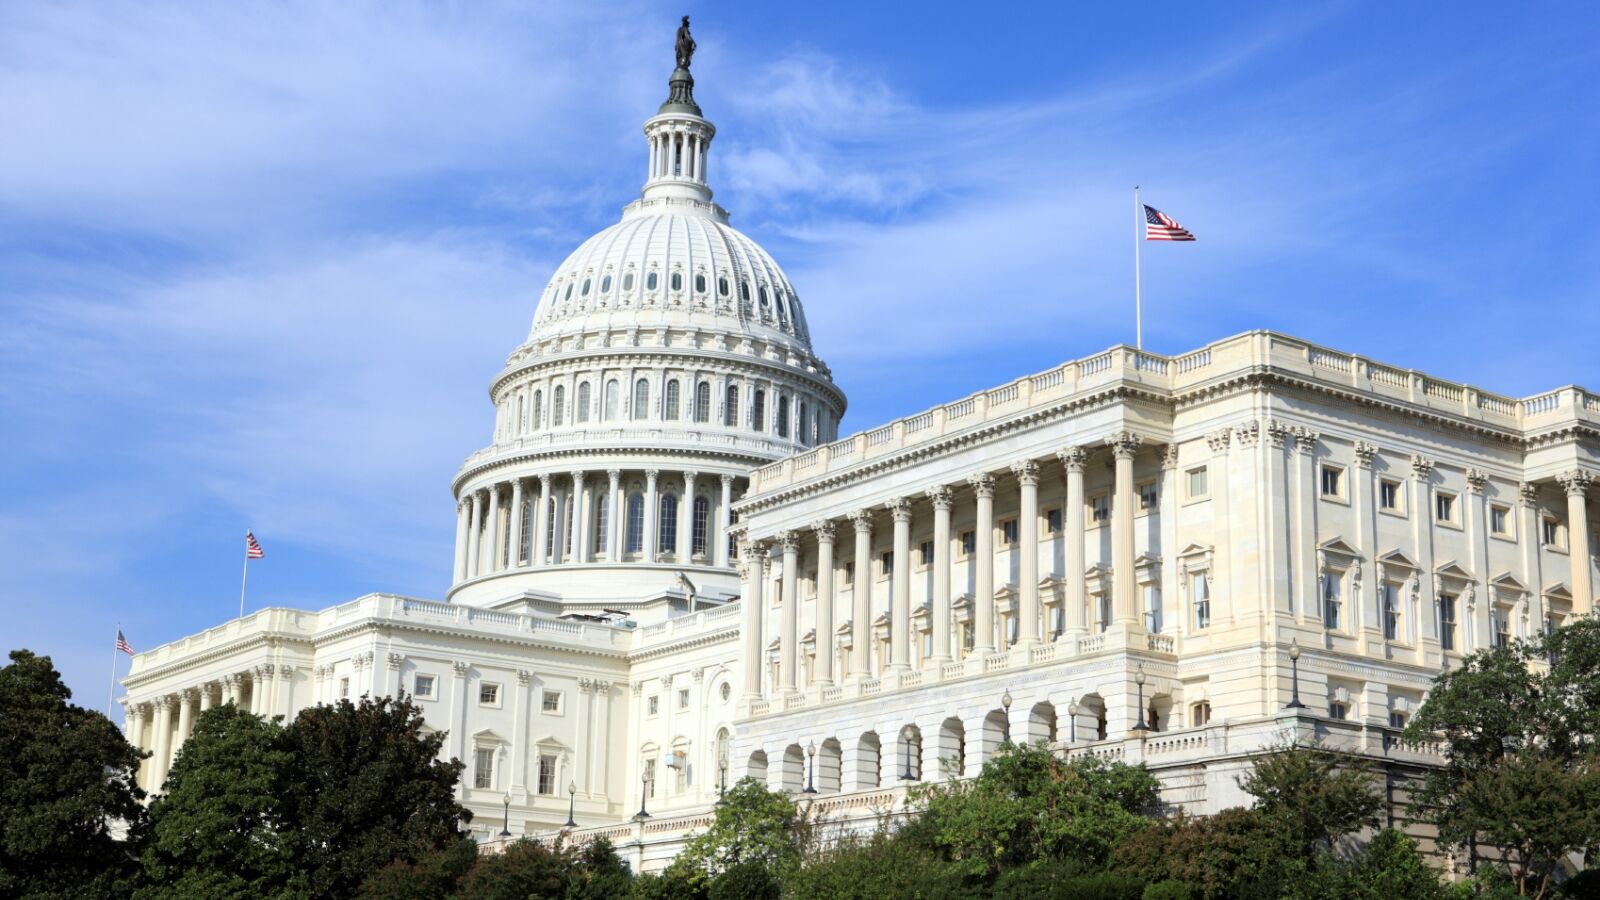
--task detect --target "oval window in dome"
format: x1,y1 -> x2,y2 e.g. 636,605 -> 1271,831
565,283 -> 574,301
601,274 -> 612,293
581,278 -> 591,296
647,272 -> 659,291
695,274 -> 706,294
759,286 -> 770,307
622,272 -> 635,292
718,276 -> 729,297
670,272 -> 683,292
740,281 -> 751,302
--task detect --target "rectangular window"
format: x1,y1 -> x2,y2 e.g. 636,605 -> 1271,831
1187,466 -> 1208,499
960,531 -> 976,556
1493,610 -> 1511,649
542,690 -> 563,713
919,540 -> 934,566
1439,594 -> 1458,651
1543,517 -> 1566,548
1096,594 -> 1112,634
1192,573 -> 1211,630
1379,479 -> 1402,513
1328,701 -> 1349,721
1138,482 -> 1158,510
1490,504 -> 1511,537
1435,491 -> 1457,524
1143,584 -> 1162,633
1389,711 -> 1407,729
538,754 -> 557,795
473,748 -> 494,790
1045,508 -> 1063,534
844,561 -> 855,584
678,688 -> 690,710
647,695 -> 659,717
1323,573 -> 1342,630
415,675 -> 436,698
1090,495 -> 1110,524
1381,583 -> 1401,641
1000,519 -> 1019,546
339,676 -> 350,699
1320,465 -> 1344,498
479,683 -> 500,706
880,551 -> 894,577
1192,701 -> 1212,726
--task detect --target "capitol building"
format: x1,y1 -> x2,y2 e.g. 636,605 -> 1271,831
121,39 -> 1599,869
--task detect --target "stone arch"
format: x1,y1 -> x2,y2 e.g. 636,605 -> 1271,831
745,749 -> 768,784
935,716 -> 967,780
852,731 -> 881,790
780,743 -> 805,793
1025,700 -> 1058,745
817,737 -> 842,793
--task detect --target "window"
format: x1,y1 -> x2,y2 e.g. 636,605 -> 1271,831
581,277 -> 591,296
719,682 -> 731,702
1381,583 -> 1401,641
532,390 -> 543,428
646,696 -> 660,716
633,379 -> 650,420
1187,466 -> 1208,499
692,496 -> 709,557
919,540 -> 934,566
415,674 -> 436,698
1323,572 -> 1342,630
1439,594 -> 1458,651
622,272 -> 635,292
1046,508 -> 1063,534
1192,573 -> 1211,629
338,676 -> 350,699
604,379 -> 619,420
1543,517 -> 1567,549
646,271 -> 659,291
542,690 -> 563,714
601,274 -> 612,293
724,384 -> 740,426
474,748 -> 494,790
1000,518 -> 1019,546
1320,465 -> 1344,498
625,494 -> 645,553
797,401 -> 810,445
1490,504 -> 1511,537
1435,491 -> 1457,524
659,494 -> 679,554
960,531 -> 976,556
594,492 -> 609,554
1139,482 -> 1158,510
718,276 -> 729,296
880,551 -> 894,577
678,688 -> 690,710
538,754 -> 557,795
576,382 -> 591,423
693,382 -> 711,423
752,389 -> 766,432
1144,584 -> 1163,633
843,561 -> 855,584
1096,594 -> 1113,634
740,280 -> 751,302
1328,701 -> 1349,720
664,380 -> 680,420
1389,711 -> 1407,729
776,395 -> 790,438
552,385 -> 565,426
1191,701 -> 1212,726
479,683 -> 500,706
1090,495 -> 1110,524
644,756 -> 657,798
1493,609 -> 1511,649
1380,479 -> 1402,512
670,271 -> 683,292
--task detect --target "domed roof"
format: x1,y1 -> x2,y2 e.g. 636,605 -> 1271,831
527,203 -> 811,349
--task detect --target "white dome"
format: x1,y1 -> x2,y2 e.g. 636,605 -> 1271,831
528,202 -> 812,350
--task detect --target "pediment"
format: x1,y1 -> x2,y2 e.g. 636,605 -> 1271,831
1318,536 -> 1362,559
1434,561 -> 1474,582
472,728 -> 507,744
1176,542 -> 1212,560
1490,572 -> 1528,593
1544,583 -> 1572,601
1377,549 -> 1420,571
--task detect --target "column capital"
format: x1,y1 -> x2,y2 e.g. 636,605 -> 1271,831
682,470 -> 698,484
812,519 -> 837,543
387,652 -> 403,670
848,509 -> 874,534
1465,469 -> 1488,494
926,485 -> 954,510
1010,459 -> 1041,486
886,496 -> 914,521
968,473 -> 997,498
180,686 -> 199,702
1233,419 -> 1261,448
645,469 -> 660,484
537,473 -> 551,490
736,558 -> 754,580
1205,428 -> 1231,454
1057,446 -> 1089,474
1161,443 -> 1179,471
779,530 -> 802,553
1519,482 -> 1539,507
452,660 -> 470,678
517,669 -> 532,686
570,470 -> 586,487
152,694 -> 173,711
607,468 -> 622,482
1266,419 -> 1293,448
1108,431 -> 1142,459
1558,470 -> 1593,497
1410,454 -> 1435,481
1293,428 -> 1319,455
720,473 -> 735,487
1353,441 -> 1379,469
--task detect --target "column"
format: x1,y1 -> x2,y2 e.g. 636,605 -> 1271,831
680,471 -> 697,561
1293,430 -> 1319,624
889,497 -> 912,672
550,484 -> 567,565
198,682 -> 215,712
571,471 -> 589,563
1012,460 -> 1041,647
533,476 -> 551,566
740,544 -> 766,699
644,470 -> 660,563
1410,456 -> 1437,646
1353,443 -> 1379,634
595,682 -> 613,796
780,532 -> 800,692
222,674 -> 239,706
150,696 -> 173,791
1109,433 -> 1142,627
608,469 -> 623,560
1560,471 -> 1594,615
1467,469 -> 1491,647
1059,448 -> 1088,639
484,484 -> 503,574
278,666 -> 295,719
1519,482 -> 1545,629
717,475 -> 734,568
176,688 -> 197,749
927,487 -> 954,664
508,478 -> 525,568
1207,431 -> 1234,627
970,474 -> 997,652
125,705 -> 149,789
453,498 -> 470,582
466,491 -> 483,579
512,670 -> 530,797
849,511 -> 873,678
813,521 -> 837,685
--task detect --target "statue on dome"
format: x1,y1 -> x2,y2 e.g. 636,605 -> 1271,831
675,16 -> 696,70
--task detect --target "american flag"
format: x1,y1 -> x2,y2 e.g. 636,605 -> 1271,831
116,630 -> 134,656
1144,205 -> 1196,241
246,531 -> 264,559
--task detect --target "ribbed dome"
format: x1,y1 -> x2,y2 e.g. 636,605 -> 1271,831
527,202 -> 812,349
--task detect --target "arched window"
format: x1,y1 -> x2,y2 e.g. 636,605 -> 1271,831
776,395 -> 790,438
692,496 -> 710,557
670,272 -> 683,292
622,272 -> 635,292
659,494 -> 679,554
552,385 -> 566,426
664,380 -> 681,421
515,395 -> 524,434
724,384 -> 740,427
564,283 -> 573,301
646,271 -> 659,291
776,298 -> 789,328
695,274 -> 706,294
759,286 -> 770,308
718,276 -> 730,297
797,401 -> 809,445
626,494 -> 645,553
594,492 -> 609,555
740,281 -> 751,302
581,278 -> 591,296
575,383 -> 591,423
519,493 -> 534,564
752,388 -> 766,432
693,382 -> 711,423
633,379 -> 650,420
601,274 -> 613,293
532,390 -> 543,428
603,379 -> 619,421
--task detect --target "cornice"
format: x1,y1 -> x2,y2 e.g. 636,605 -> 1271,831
452,446 -> 766,494
626,626 -> 740,664
490,344 -> 847,410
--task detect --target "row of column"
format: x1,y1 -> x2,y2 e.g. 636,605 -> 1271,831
648,127 -> 708,183
740,433 -> 1147,698
124,667 -> 276,793
454,470 -> 739,582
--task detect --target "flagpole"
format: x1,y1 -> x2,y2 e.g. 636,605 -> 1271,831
239,549 -> 250,619
107,622 -> 120,718
1133,185 -> 1143,350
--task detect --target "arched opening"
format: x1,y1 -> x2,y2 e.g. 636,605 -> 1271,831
981,710 -> 1009,763
694,381 -> 711,423
781,743 -> 805,793
752,388 -> 766,432
853,732 -> 881,790
797,401 -> 809,445
937,717 -> 967,781
692,496 -> 710,558
1027,700 -> 1058,745
658,494 -> 679,555
1076,693 -> 1108,742
746,749 -> 768,785
817,737 -> 842,793
632,379 -> 650,420
552,385 -> 566,426
603,379 -> 619,421
776,395 -> 790,438
575,382 -> 591,423
664,380 -> 681,421
593,492 -> 609,556
625,494 -> 645,554
1148,694 -> 1173,733
724,384 -> 740,427
532,389 -> 543,428
897,725 -> 923,781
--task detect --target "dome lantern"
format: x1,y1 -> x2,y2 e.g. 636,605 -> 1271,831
641,16 -> 715,207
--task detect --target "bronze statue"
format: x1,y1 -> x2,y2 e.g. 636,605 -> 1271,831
675,16 -> 695,69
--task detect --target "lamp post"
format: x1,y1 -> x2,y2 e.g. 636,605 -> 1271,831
634,767 -> 653,821
804,741 -> 818,794
900,725 -> 916,781
1067,700 -> 1079,744
1132,664 -> 1149,732
1000,688 -> 1013,744
1285,639 -> 1306,709
716,746 -> 730,806
565,780 -> 577,828
499,792 -> 512,838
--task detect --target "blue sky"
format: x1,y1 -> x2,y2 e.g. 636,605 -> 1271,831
2,1 -> 1596,714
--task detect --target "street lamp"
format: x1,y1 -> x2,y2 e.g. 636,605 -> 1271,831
1067,700 -> 1080,744
565,781 -> 577,828
804,741 -> 818,794
1132,664 -> 1149,732
499,792 -> 512,838
716,745 -> 730,806
1000,688 -> 1013,744
634,766 -> 654,821
900,726 -> 917,781
1285,639 -> 1306,709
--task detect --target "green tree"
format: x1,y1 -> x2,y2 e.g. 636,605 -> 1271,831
449,837 -> 632,900
0,649 -> 146,900
784,827 -> 974,900
673,778 -> 801,885
354,835 -> 477,900
1239,743 -> 1382,863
